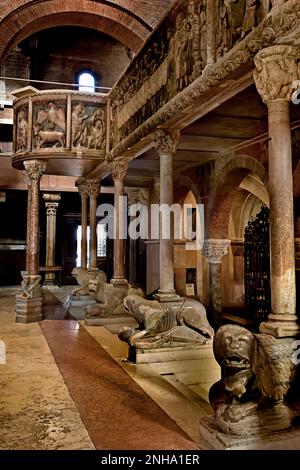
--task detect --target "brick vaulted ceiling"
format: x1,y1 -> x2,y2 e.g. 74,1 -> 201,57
0,0 -> 177,61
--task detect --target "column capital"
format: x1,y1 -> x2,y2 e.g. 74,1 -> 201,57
24,159 -> 47,181
127,188 -> 149,206
45,201 -> 59,216
154,129 -> 180,155
203,239 -> 231,264
86,179 -> 101,198
112,160 -> 128,183
254,45 -> 300,103
78,181 -> 88,197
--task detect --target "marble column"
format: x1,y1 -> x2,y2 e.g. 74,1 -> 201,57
78,181 -> 88,271
23,172 -> 32,273
111,160 -> 128,285
154,129 -> 180,302
87,179 -> 100,274
254,45 -> 300,337
16,159 -> 46,323
42,193 -> 61,285
127,188 -> 149,284
203,239 -> 231,327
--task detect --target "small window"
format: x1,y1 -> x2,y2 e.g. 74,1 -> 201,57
78,72 -> 95,93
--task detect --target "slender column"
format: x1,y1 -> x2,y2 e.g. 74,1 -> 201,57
111,160 -> 128,284
203,239 -> 231,328
78,181 -> 88,271
23,172 -> 32,272
127,188 -> 149,284
24,160 -> 47,275
16,160 -> 46,324
42,193 -> 61,284
87,179 -> 100,273
154,129 -> 180,301
254,45 -> 300,337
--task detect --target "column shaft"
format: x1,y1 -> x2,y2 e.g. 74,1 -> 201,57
81,192 -> 88,271
112,161 -> 128,284
89,194 -> 97,271
268,100 -> 296,316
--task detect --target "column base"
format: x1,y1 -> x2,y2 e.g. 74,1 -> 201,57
15,295 -> 43,323
110,277 -> 128,286
259,320 -> 300,338
154,290 -> 181,302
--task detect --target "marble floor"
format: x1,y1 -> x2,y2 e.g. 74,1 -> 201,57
0,286 -> 220,450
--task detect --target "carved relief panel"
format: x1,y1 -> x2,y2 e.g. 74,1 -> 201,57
71,102 -> 106,151
32,101 -> 66,149
16,106 -> 28,152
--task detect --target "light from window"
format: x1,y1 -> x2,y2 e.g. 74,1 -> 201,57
76,226 -> 90,267
78,72 -> 95,93
97,223 -> 107,257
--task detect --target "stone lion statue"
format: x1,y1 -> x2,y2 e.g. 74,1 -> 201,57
85,272 -> 145,319
71,267 -> 90,296
208,324 -> 298,436
118,294 -> 214,349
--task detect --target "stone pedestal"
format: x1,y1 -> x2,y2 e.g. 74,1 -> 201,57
111,160 -> 128,284
43,193 -> 61,285
154,129 -> 181,302
254,45 -> 300,337
129,343 -> 213,364
16,160 -> 46,323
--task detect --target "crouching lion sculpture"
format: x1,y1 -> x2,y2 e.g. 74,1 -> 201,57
207,324 -> 298,437
118,294 -> 214,349
85,272 -> 145,318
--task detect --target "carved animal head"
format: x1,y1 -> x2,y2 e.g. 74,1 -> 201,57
214,325 -> 254,372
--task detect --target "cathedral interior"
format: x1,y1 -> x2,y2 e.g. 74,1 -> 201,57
1,0 -> 300,452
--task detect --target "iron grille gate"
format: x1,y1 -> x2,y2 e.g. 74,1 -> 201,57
244,205 -> 270,330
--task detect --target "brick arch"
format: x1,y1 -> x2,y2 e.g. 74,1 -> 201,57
174,175 -> 201,205
207,155 -> 268,239
0,0 -> 148,61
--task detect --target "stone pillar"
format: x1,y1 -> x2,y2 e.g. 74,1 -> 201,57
87,179 -> 100,274
16,159 -> 46,323
254,45 -> 300,337
42,193 -> 61,285
111,160 -> 128,285
203,239 -> 231,327
127,188 -> 149,284
154,129 -> 180,302
23,172 -> 32,273
78,181 -> 88,271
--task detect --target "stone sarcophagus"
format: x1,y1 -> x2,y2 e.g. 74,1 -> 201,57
11,87 -> 109,176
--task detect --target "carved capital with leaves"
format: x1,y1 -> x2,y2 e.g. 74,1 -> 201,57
112,160 -> 128,184
24,160 -> 47,181
254,45 -> 300,103
87,179 -> 101,198
154,129 -> 180,155
203,239 -> 231,264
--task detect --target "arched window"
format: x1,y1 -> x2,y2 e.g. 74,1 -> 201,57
78,72 -> 95,93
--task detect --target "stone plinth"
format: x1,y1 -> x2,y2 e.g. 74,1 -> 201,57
129,344 -> 213,364
200,416 -> 300,450
70,295 -> 96,307
15,294 -> 43,323
85,315 -> 135,327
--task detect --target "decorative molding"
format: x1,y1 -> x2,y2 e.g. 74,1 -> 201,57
254,45 -> 300,103
23,159 -> 47,181
154,128 -> 180,155
203,239 -> 231,263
